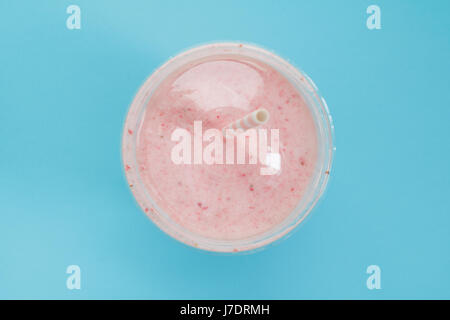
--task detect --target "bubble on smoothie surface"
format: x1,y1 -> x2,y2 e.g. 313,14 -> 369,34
136,56 -> 318,240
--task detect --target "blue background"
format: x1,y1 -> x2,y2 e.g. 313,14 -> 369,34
1,0 -> 449,299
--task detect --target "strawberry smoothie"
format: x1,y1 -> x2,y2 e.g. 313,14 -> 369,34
122,43 -> 333,252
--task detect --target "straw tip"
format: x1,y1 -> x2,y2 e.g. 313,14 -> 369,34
255,108 -> 270,124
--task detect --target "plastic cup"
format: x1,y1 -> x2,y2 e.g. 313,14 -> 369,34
122,42 -> 334,253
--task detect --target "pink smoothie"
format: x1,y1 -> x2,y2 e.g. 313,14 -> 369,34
133,55 -> 318,241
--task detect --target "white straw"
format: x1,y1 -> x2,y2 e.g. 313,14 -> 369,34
222,108 -> 270,136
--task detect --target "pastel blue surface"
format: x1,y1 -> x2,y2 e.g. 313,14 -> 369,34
1,0 -> 449,299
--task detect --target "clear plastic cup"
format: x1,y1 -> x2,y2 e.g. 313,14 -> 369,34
122,43 -> 334,253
